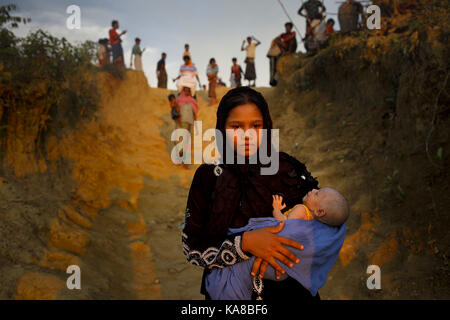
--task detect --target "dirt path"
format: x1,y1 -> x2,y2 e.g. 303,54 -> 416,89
4,67 -> 446,299
2,71 -> 228,299
1,74 -> 373,299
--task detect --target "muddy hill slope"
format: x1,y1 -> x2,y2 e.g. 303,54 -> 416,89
0,64 -> 237,298
263,1 -> 449,299
0,1 -> 449,299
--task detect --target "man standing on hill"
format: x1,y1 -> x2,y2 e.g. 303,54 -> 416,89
241,36 -> 261,87
131,37 -> 145,71
157,52 -> 168,88
338,0 -> 365,33
298,0 -> 326,34
109,20 -> 126,67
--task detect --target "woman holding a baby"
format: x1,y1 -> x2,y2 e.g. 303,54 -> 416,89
182,87 -> 348,300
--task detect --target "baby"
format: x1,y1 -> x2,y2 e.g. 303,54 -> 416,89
272,187 -> 349,226
205,187 -> 349,300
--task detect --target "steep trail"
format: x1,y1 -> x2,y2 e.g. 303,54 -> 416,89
8,71 -> 225,299
3,48 -> 447,299
5,68 -> 353,299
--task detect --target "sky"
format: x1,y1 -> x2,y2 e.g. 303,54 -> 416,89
9,0 -> 346,89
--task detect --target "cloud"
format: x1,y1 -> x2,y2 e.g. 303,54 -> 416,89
12,8 -> 109,44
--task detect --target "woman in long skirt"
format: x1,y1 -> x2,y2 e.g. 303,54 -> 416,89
207,58 -> 219,106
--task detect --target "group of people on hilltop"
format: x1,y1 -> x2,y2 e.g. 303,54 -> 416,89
265,0 -> 366,86
97,19 -> 142,69
298,0 -> 334,52
97,19 -> 164,86
97,1 -> 366,90
299,0 -> 366,51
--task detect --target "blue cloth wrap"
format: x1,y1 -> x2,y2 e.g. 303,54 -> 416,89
205,217 -> 346,300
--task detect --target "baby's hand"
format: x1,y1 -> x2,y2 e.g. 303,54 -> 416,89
272,195 -> 286,211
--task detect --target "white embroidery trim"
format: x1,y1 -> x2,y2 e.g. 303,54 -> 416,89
234,235 -> 251,260
182,232 -> 248,268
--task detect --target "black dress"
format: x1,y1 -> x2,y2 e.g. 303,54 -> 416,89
182,152 -> 319,300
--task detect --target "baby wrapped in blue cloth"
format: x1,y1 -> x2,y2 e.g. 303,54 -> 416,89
205,187 -> 349,300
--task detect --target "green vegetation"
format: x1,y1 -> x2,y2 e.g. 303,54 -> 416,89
0,4 -> 102,163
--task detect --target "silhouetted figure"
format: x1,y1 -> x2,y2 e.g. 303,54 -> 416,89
298,0 -> 326,34
157,53 -> 168,88
338,0 -> 365,33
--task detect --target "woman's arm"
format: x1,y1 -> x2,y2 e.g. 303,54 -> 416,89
182,166 -> 251,269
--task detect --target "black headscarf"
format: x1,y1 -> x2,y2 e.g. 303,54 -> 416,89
215,86 -> 275,171
207,87 -> 280,234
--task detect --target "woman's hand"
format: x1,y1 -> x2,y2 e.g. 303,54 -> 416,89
241,221 -> 303,278
253,258 -> 283,279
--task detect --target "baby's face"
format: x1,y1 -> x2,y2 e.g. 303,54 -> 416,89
303,188 -> 348,226
302,188 -> 337,215
302,188 -> 323,213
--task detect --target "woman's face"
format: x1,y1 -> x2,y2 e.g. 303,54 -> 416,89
184,57 -> 190,64
224,103 -> 264,158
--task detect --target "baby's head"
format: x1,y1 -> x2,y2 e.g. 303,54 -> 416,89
302,187 -> 349,226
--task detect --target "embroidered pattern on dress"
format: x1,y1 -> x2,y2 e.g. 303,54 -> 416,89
182,232 -> 250,268
252,276 -> 264,300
